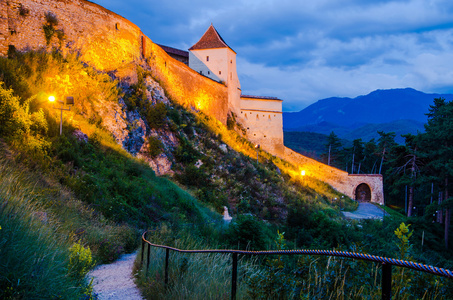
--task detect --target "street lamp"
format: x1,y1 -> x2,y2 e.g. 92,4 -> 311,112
49,96 -> 74,135
255,144 -> 260,163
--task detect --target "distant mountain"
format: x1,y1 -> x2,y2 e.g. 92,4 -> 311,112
342,119 -> 425,144
283,88 -> 453,142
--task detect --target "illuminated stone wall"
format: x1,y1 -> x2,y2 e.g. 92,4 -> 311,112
1,0 -> 228,123
146,42 -> 229,124
3,0 -> 142,73
282,147 -> 384,204
0,0 -> 7,55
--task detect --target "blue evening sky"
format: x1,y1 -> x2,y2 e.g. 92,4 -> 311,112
91,0 -> 453,112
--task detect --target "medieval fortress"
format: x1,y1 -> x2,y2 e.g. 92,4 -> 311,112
0,0 -> 384,203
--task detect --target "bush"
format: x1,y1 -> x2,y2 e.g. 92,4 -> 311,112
68,242 -> 95,279
147,135 -> 163,158
0,83 -> 29,138
225,215 -> 269,250
174,138 -> 199,163
146,101 -> 167,129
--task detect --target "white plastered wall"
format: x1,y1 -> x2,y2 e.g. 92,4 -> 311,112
240,97 -> 283,152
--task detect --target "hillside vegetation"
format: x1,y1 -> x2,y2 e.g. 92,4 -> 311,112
0,50 -> 452,299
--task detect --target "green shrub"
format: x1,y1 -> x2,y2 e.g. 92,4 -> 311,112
146,101 -> 167,129
175,164 -> 209,187
174,138 -> 199,163
68,242 -> 95,279
0,83 -> 29,138
147,135 -> 163,158
226,214 -> 269,250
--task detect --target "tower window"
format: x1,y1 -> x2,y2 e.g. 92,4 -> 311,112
208,71 -> 210,75
219,71 -> 221,75
206,56 -> 209,61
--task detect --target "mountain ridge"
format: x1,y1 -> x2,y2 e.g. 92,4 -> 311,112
283,88 -> 453,142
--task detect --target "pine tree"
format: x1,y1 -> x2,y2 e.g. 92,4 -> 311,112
420,97 -> 453,249
377,131 -> 397,175
322,131 -> 342,168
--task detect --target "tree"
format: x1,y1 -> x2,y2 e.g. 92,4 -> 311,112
420,97 -> 453,249
362,138 -> 378,174
322,132 -> 342,168
377,131 -> 397,175
351,139 -> 365,174
392,134 -> 423,217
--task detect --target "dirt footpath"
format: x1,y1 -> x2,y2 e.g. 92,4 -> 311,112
342,202 -> 388,220
88,252 -> 144,300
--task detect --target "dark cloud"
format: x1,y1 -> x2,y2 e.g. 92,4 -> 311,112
91,0 -> 453,111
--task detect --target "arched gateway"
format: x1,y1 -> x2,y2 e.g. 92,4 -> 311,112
355,183 -> 372,202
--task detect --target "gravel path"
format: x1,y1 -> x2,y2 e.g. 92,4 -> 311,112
342,202 -> 388,220
88,252 -> 144,300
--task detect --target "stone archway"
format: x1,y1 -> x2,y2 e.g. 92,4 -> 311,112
355,183 -> 371,202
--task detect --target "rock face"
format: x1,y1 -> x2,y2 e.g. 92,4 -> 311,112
119,77 -> 177,176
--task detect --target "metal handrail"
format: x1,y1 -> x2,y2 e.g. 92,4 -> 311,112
140,231 -> 453,300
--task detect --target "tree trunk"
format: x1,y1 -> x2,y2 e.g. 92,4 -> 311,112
351,147 -> 355,174
379,147 -> 386,175
438,192 -> 443,224
408,185 -> 414,217
328,144 -> 331,166
446,208 -> 450,250
407,153 -> 416,217
445,177 -> 449,250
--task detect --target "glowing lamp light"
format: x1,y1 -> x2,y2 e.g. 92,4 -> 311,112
48,95 -> 74,135
301,170 -> 306,176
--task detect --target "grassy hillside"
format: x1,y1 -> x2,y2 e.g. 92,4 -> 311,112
1,50 -> 452,299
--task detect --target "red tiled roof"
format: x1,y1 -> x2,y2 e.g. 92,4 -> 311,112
189,24 -> 235,53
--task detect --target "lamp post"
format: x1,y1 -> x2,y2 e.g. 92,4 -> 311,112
49,96 -> 74,135
255,144 -> 260,163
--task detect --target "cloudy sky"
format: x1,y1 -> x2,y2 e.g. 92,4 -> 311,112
92,0 -> 453,112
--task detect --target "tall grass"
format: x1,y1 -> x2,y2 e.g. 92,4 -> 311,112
136,225 -> 261,299
0,158 -> 85,299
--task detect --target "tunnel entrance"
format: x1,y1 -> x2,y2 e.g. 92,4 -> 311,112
355,183 -> 371,202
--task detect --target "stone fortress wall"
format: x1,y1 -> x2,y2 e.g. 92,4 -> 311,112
0,0 -> 228,123
0,0 -> 384,204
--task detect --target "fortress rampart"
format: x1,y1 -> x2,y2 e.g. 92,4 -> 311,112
1,0 -> 228,123
281,147 -> 383,204
0,0 -> 383,203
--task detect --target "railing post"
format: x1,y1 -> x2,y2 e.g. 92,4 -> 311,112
165,248 -> 170,289
382,262 -> 392,300
231,253 -> 238,300
141,232 -> 145,266
147,243 -> 151,274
